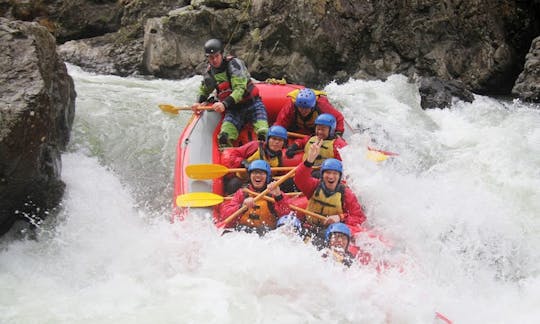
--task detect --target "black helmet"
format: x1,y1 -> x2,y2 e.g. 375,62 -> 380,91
204,39 -> 223,55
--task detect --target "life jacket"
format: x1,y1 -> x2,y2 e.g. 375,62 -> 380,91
236,192 -> 279,229
235,143 -> 282,179
286,88 -> 327,132
306,184 -> 345,226
208,56 -> 259,104
292,108 -> 320,132
302,136 -> 336,166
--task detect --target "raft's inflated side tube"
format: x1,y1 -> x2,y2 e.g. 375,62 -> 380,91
255,83 -> 304,123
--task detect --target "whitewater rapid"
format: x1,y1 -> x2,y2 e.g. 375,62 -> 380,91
1,65 -> 539,323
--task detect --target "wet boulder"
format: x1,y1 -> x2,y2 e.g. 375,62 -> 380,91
417,76 -> 474,109
0,18 -> 76,236
512,36 -> 540,102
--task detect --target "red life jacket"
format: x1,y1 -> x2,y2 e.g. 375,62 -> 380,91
209,56 -> 259,104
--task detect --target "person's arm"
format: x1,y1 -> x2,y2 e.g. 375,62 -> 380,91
294,139 -> 322,197
219,189 -> 245,227
293,163 -> 318,198
286,136 -> 309,158
222,58 -> 250,109
317,96 -> 345,136
274,101 -> 294,129
197,71 -> 216,102
191,72 -> 215,112
342,188 -> 367,227
333,137 -> 348,161
266,181 -> 292,216
222,141 -> 258,168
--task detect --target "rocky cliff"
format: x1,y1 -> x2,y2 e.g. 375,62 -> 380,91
3,1 -> 539,103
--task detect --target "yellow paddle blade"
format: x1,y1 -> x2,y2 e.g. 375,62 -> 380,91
185,164 -> 229,180
176,192 -> 224,207
366,150 -> 390,162
159,104 -> 182,114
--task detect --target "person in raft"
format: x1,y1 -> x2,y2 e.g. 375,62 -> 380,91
191,38 -> 269,147
273,88 -> 345,137
286,113 -> 347,176
220,160 -> 291,236
321,222 -> 355,267
293,139 -> 366,248
221,125 -> 297,194
275,212 -> 304,238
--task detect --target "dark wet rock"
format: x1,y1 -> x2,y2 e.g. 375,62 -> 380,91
417,76 -> 474,109
4,0 -> 123,43
0,18 -> 76,235
58,31 -> 144,76
512,36 -> 540,102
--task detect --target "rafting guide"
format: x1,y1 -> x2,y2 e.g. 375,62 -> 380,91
191,38 -> 269,148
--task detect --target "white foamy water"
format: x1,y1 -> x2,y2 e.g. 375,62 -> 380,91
1,66 -> 539,323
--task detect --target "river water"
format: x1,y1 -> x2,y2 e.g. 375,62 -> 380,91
1,65 -> 539,323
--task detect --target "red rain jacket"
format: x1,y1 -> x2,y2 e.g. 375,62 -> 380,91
293,161 -> 366,227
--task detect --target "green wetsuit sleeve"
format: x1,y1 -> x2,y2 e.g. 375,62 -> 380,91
226,58 -> 250,104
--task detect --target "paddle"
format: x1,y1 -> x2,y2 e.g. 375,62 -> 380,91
287,131 -> 308,138
186,163 -> 299,180
159,104 -> 213,114
226,191 -> 304,199
176,191 -> 303,208
286,131 -> 399,160
215,165 -> 300,228
367,146 -> 399,156
366,146 -> 399,162
176,192 -> 224,207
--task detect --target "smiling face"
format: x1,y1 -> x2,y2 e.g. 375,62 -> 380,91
329,232 -> 349,251
267,136 -> 285,152
315,125 -> 330,140
249,170 -> 268,190
206,52 -> 223,68
322,170 -> 340,191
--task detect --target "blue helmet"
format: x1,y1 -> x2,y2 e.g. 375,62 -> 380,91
325,222 -> 351,241
320,158 -> 342,175
276,213 -> 302,231
315,113 -> 336,136
248,159 -> 272,183
295,88 -> 316,109
267,125 -> 288,143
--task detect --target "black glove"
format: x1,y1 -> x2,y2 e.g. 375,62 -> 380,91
241,159 -> 250,170
286,144 -> 299,158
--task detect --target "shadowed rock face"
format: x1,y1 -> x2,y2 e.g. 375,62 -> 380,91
0,18 -> 76,235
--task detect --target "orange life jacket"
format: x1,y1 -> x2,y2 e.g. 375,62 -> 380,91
236,193 -> 279,229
